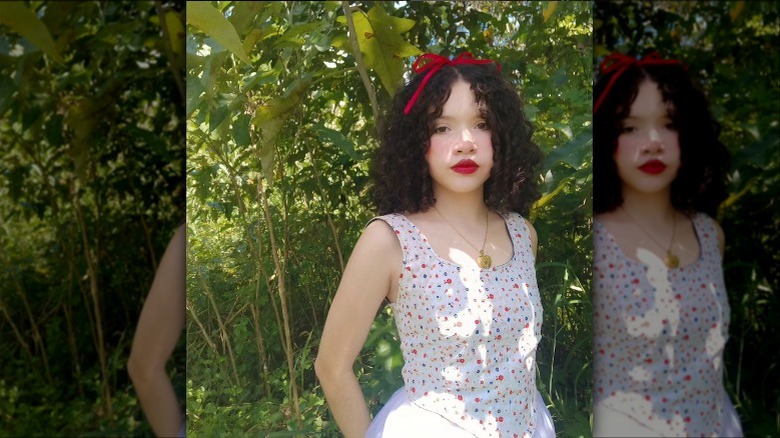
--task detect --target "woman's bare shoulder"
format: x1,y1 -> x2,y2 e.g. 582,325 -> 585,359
362,218 -> 401,250
348,218 -> 403,275
594,210 -> 622,226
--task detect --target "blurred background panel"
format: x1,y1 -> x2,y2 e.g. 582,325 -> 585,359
594,1 -> 779,436
0,0 -> 185,435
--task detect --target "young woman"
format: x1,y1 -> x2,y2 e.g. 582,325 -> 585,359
315,53 -> 555,437
592,52 -> 742,437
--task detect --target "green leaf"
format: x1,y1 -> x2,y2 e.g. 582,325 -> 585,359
249,73 -> 314,184
194,166 -> 215,202
542,132 -> 592,170
256,118 -> 282,182
274,21 -> 324,45
209,105 -> 229,132
228,1 -> 264,36
128,126 -> 165,155
251,74 -> 313,124
0,78 -> 16,114
45,114 -> 64,147
186,1 -> 251,65
186,76 -> 205,118
232,113 -> 251,147
0,2 -> 62,62
524,104 -> 539,122
6,166 -> 28,202
340,4 -> 421,95
542,1 -> 558,23
201,51 -> 229,102
22,106 -> 42,131
163,10 -> 186,72
551,68 -> 568,87
314,124 -> 357,160
731,133 -> 779,169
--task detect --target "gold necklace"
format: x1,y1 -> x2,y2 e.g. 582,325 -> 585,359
432,206 -> 492,268
620,206 -> 679,268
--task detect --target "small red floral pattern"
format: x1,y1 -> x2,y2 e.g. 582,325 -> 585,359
593,213 -> 730,437
375,212 -> 542,438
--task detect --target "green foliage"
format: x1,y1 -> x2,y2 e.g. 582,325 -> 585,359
595,1 -> 780,436
336,4 -> 422,95
186,1 -> 591,436
187,1 -> 250,65
0,0 -> 185,435
0,2 -> 62,62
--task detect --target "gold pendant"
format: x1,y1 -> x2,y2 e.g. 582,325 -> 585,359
477,250 -> 492,269
665,251 -> 679,269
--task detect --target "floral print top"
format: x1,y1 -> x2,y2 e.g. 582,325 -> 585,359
373,212 -> 542,438
593,213 -> 730,437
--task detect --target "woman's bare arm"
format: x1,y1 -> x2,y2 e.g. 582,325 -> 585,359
713,219 -> 726,258
128,225 -> 185,437
314,220 -> 401,437
525,218 -> 538,259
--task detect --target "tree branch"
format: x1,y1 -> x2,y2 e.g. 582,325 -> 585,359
155,1 -> 185,106
342,1 -> 380,131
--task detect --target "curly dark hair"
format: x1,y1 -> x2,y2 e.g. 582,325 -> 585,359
593,56 -> 729,217
370,62 -> 543,216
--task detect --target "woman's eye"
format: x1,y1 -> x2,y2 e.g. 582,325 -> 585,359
476,122 -> 489,130
665,122 -> 678,131
434,126 -> 449,133
620,126 -> 637,134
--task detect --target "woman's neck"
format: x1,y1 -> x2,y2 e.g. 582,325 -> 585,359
620,186 -> 676,223
430,187 -> 489,224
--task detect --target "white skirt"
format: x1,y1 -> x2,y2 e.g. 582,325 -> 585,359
592,389 -> 743,437
366,387 -> 555,437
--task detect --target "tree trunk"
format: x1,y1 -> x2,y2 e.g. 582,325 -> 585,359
12,279 -> 53,386
201,277 -> 241,387
254,179 -> 286,368
72,185 -> 113,419
186,296 -> 218,353
250,299 -> 271,398
258,175 -> 301,427
0,296 -> 32,358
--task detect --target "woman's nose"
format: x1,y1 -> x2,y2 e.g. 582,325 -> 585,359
456,129 -> 476,152
642,129 -> 664,154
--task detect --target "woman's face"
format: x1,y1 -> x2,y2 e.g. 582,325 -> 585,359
425,79 -> 494,196
614,79 -> 681,197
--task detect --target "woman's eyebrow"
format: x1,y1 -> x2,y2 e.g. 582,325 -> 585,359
435,114 -> 484,121
623,114 -> 672,120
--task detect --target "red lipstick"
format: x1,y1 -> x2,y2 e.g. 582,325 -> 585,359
451,159 -> 479,174
639,159 -> 666,174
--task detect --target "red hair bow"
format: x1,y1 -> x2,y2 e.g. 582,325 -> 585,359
594,52 -> 687,114
404,52 -> 500,115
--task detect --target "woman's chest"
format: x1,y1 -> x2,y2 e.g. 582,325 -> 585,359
396,263 -> 543,348
595,262 -> 730,347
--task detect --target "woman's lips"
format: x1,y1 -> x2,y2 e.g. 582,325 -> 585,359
638,159 -> 667,174
451,159 -> 479,174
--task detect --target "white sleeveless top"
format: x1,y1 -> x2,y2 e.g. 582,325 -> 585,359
593,213 -> 732,436
371,212 -> 542,437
